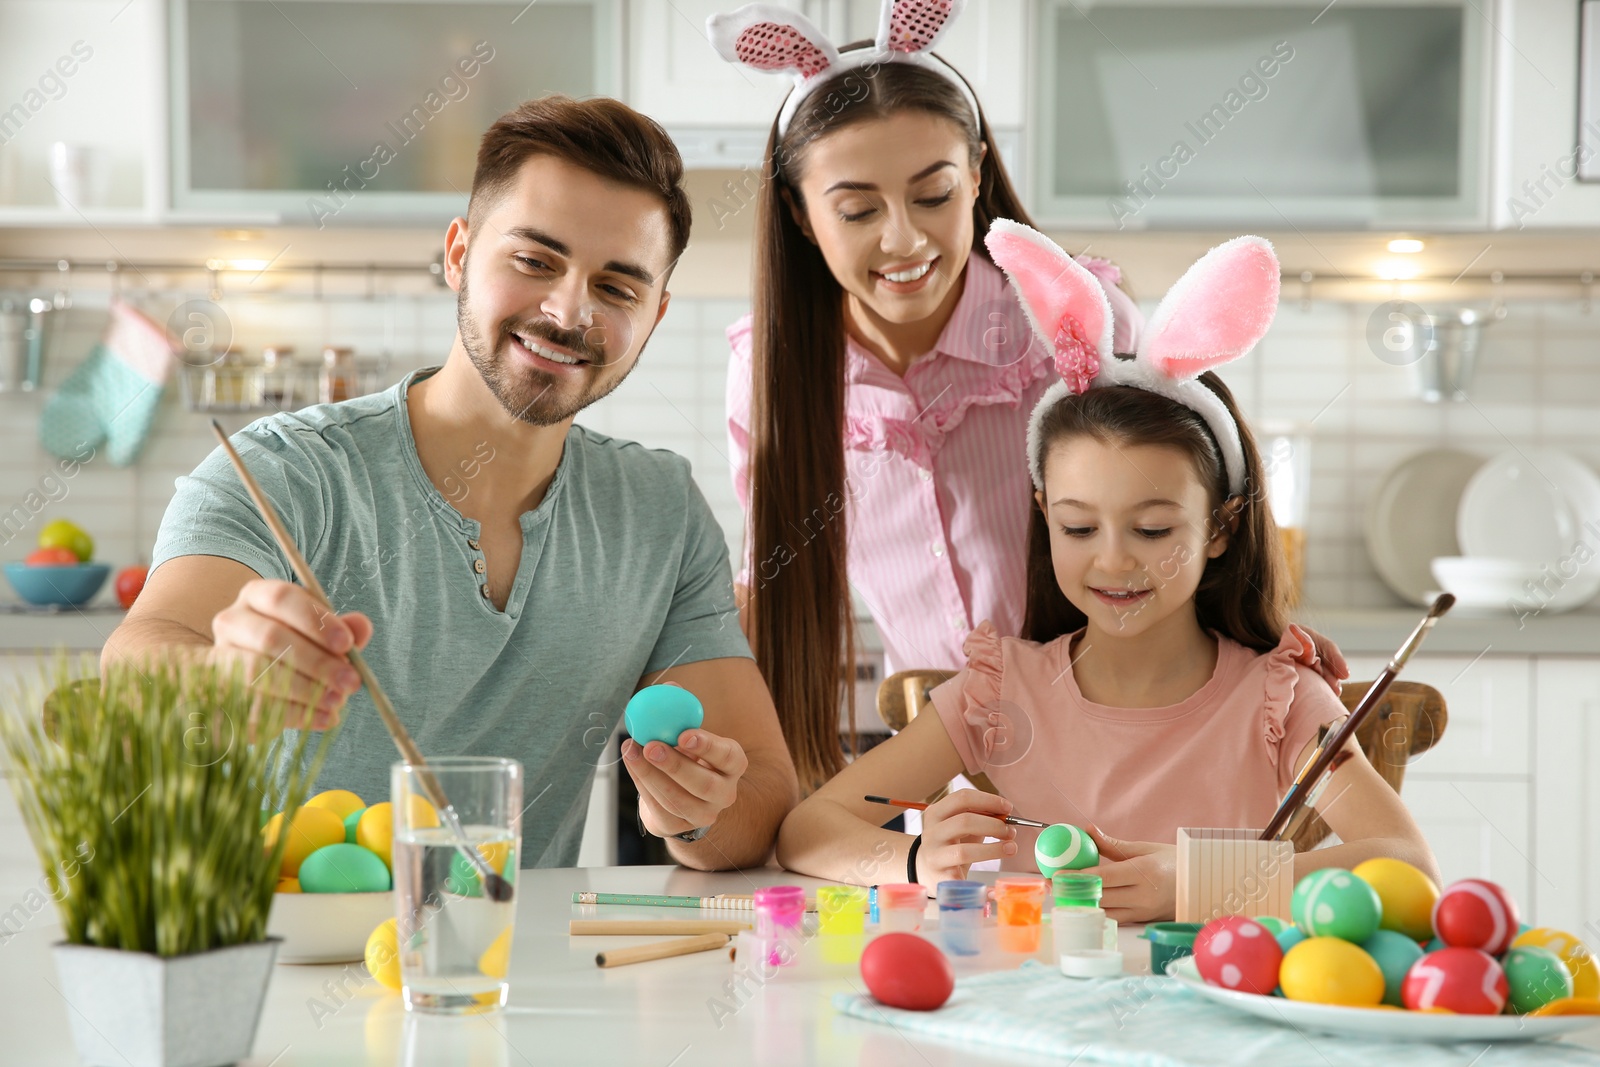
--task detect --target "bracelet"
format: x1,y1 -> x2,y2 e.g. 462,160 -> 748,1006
906,834 -> 922,884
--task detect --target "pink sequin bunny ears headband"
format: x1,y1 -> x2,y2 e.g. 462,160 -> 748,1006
708,1 -> 982,138
983,219 -> 1281,497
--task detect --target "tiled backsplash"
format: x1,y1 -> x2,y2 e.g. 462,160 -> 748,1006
1,290 -> 1596,615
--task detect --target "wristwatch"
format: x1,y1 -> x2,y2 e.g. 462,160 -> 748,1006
636,809 -> 710,843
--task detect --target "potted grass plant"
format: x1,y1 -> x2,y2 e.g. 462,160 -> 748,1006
0,654 -> 335,1067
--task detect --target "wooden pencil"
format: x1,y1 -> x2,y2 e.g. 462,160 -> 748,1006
571,891 -> 817,912
595,933 -> 730,968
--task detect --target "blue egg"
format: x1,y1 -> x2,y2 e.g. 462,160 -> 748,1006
1362,928 -> 1425,1006
1424,935 -> 1448,953
1276,925 -> 1308,954
624,684 -> 704,746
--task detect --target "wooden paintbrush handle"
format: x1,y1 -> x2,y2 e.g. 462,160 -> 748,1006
595,933 -> 730,969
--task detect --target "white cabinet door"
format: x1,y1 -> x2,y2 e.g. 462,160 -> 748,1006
628,0 -> 801,128
1345,654 -> 1531,778
627,1 -> 1026,131
1402,779 -> 1533,916
1491,0 -> 1600,227
1532,659 -> 1600,938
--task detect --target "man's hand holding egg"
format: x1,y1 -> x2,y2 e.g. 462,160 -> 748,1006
621,684 -> 746,841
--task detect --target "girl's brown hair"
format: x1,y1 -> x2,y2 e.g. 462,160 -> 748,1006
1020,375 -> 1289,650
744,54 -> 1034,791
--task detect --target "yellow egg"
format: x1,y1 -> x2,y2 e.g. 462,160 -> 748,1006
1352,857 -> 1439,941
1280,937 -> 1385,1007
355,797 -> 440,869
364,918 -> 402,991
478,840 -> 512,875
304,789 -> 366,820
478,925 -> 513,979
276,877 -> 301,893
262,806 -> 346,878
1513,928 -> 1600,1000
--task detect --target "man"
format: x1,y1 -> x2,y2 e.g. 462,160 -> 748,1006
105,96 -> 798,869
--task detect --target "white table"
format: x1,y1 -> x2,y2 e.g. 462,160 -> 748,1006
3,774 -> 1599,1067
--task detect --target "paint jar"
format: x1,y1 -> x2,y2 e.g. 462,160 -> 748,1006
753,885 -> 806,968
936,880 -> 986,957
1053,905 -> 1106,957
1053,871 -> 1102,909
876,883 -> 926,933
1140,921 -> 1205,976
817,885 -> 869,964
994,876 -> 1047,953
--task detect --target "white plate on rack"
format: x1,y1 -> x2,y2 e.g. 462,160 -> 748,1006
1364,449 -> 1483,606
1458,449 -> 1600,565
1168,956 -> 1599,1043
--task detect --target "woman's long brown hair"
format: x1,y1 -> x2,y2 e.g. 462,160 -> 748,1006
745,54 -> 1037,792
1020,376 -> 1290,650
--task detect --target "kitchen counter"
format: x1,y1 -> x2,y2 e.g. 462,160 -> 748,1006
0,605 -> 124,653
1295,607 -> 1600,657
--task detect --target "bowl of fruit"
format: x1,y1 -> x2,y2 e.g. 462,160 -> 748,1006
5,519 -> 109,607
1168,860 -> 1600,1042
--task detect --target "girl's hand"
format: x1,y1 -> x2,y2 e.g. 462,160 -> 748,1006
1082,826 -> 1176,923
1300,625 -> 1350,692
915,789 -> 1017,887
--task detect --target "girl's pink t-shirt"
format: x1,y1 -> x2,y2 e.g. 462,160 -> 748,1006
930,621 -> 1347,873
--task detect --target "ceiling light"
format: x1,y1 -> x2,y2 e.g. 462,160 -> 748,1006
205,258 -> 270,272
1376,259 -> 1421,281
1387,238 -> 1425,254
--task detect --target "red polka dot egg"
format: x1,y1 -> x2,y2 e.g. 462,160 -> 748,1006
1432,878 -> 1519,956
1401,947 -> 1508,1014
1194,916 -> 1283,996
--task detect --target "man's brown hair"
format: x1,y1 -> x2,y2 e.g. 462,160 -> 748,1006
469,95 -> 692,266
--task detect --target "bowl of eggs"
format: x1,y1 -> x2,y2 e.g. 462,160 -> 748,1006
264,789 -> 413,964
1168,858 -> 1600,1041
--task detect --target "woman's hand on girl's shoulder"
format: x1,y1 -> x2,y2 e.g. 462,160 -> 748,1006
1080,826 -> 1177,924
1298,625 -> 1350,692
915,789 -> 1018,887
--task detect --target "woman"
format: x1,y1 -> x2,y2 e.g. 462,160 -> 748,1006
710,1 -> 1345,792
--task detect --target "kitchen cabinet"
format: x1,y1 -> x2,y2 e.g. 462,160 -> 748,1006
1490,0 -> 1600,228
1030,0 -> 1492,229
1533,659 -> 1600,941
1402,778 -> 1534,914
169,0 -> 619,223
627,0 -> 1027,168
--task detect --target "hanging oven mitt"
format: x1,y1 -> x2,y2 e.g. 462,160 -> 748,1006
40,300 -> 178,466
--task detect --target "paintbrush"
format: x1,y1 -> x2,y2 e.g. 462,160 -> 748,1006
864,794 -> 1051,829
1260,593 -> 1455,842
208,420 -> 513,903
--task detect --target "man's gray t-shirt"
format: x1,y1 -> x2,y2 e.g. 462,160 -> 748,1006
151,368 -> 751,867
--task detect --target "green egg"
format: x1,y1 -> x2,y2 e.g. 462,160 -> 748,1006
1254,915 -> 1291,936
1292,868 -> 1382,943
446,850 -> 483,898
297,843 -> 392,893
342,807 -> 365,843
1361,929 -> 1425,1005
1504,945 -> 1573,1013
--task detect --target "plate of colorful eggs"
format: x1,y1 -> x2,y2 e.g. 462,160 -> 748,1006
1167,860 -> 1600,1042
265,789 -> 463,964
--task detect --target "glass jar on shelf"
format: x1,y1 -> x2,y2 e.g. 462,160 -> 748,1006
260,345 -> 295,408
320,345 -> 356,404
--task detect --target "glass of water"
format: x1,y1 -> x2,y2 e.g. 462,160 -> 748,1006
392,757 -> 522,1014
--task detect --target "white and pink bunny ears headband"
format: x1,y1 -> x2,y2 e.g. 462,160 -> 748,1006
708,1 -> 982,138
983,219 -> 1281,497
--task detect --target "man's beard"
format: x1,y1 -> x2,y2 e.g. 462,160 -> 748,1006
456,273 -> 634,426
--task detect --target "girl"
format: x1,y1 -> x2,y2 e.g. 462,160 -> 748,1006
775,223 -> 1439,922
708,1 -> 1347,792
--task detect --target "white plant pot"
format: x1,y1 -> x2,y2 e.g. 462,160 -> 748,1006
51,938 -> 279,1067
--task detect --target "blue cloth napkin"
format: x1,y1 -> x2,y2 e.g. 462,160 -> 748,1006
832,963 -> 1600,1066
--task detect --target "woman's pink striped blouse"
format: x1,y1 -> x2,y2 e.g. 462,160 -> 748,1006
725,254 -> 1055,674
